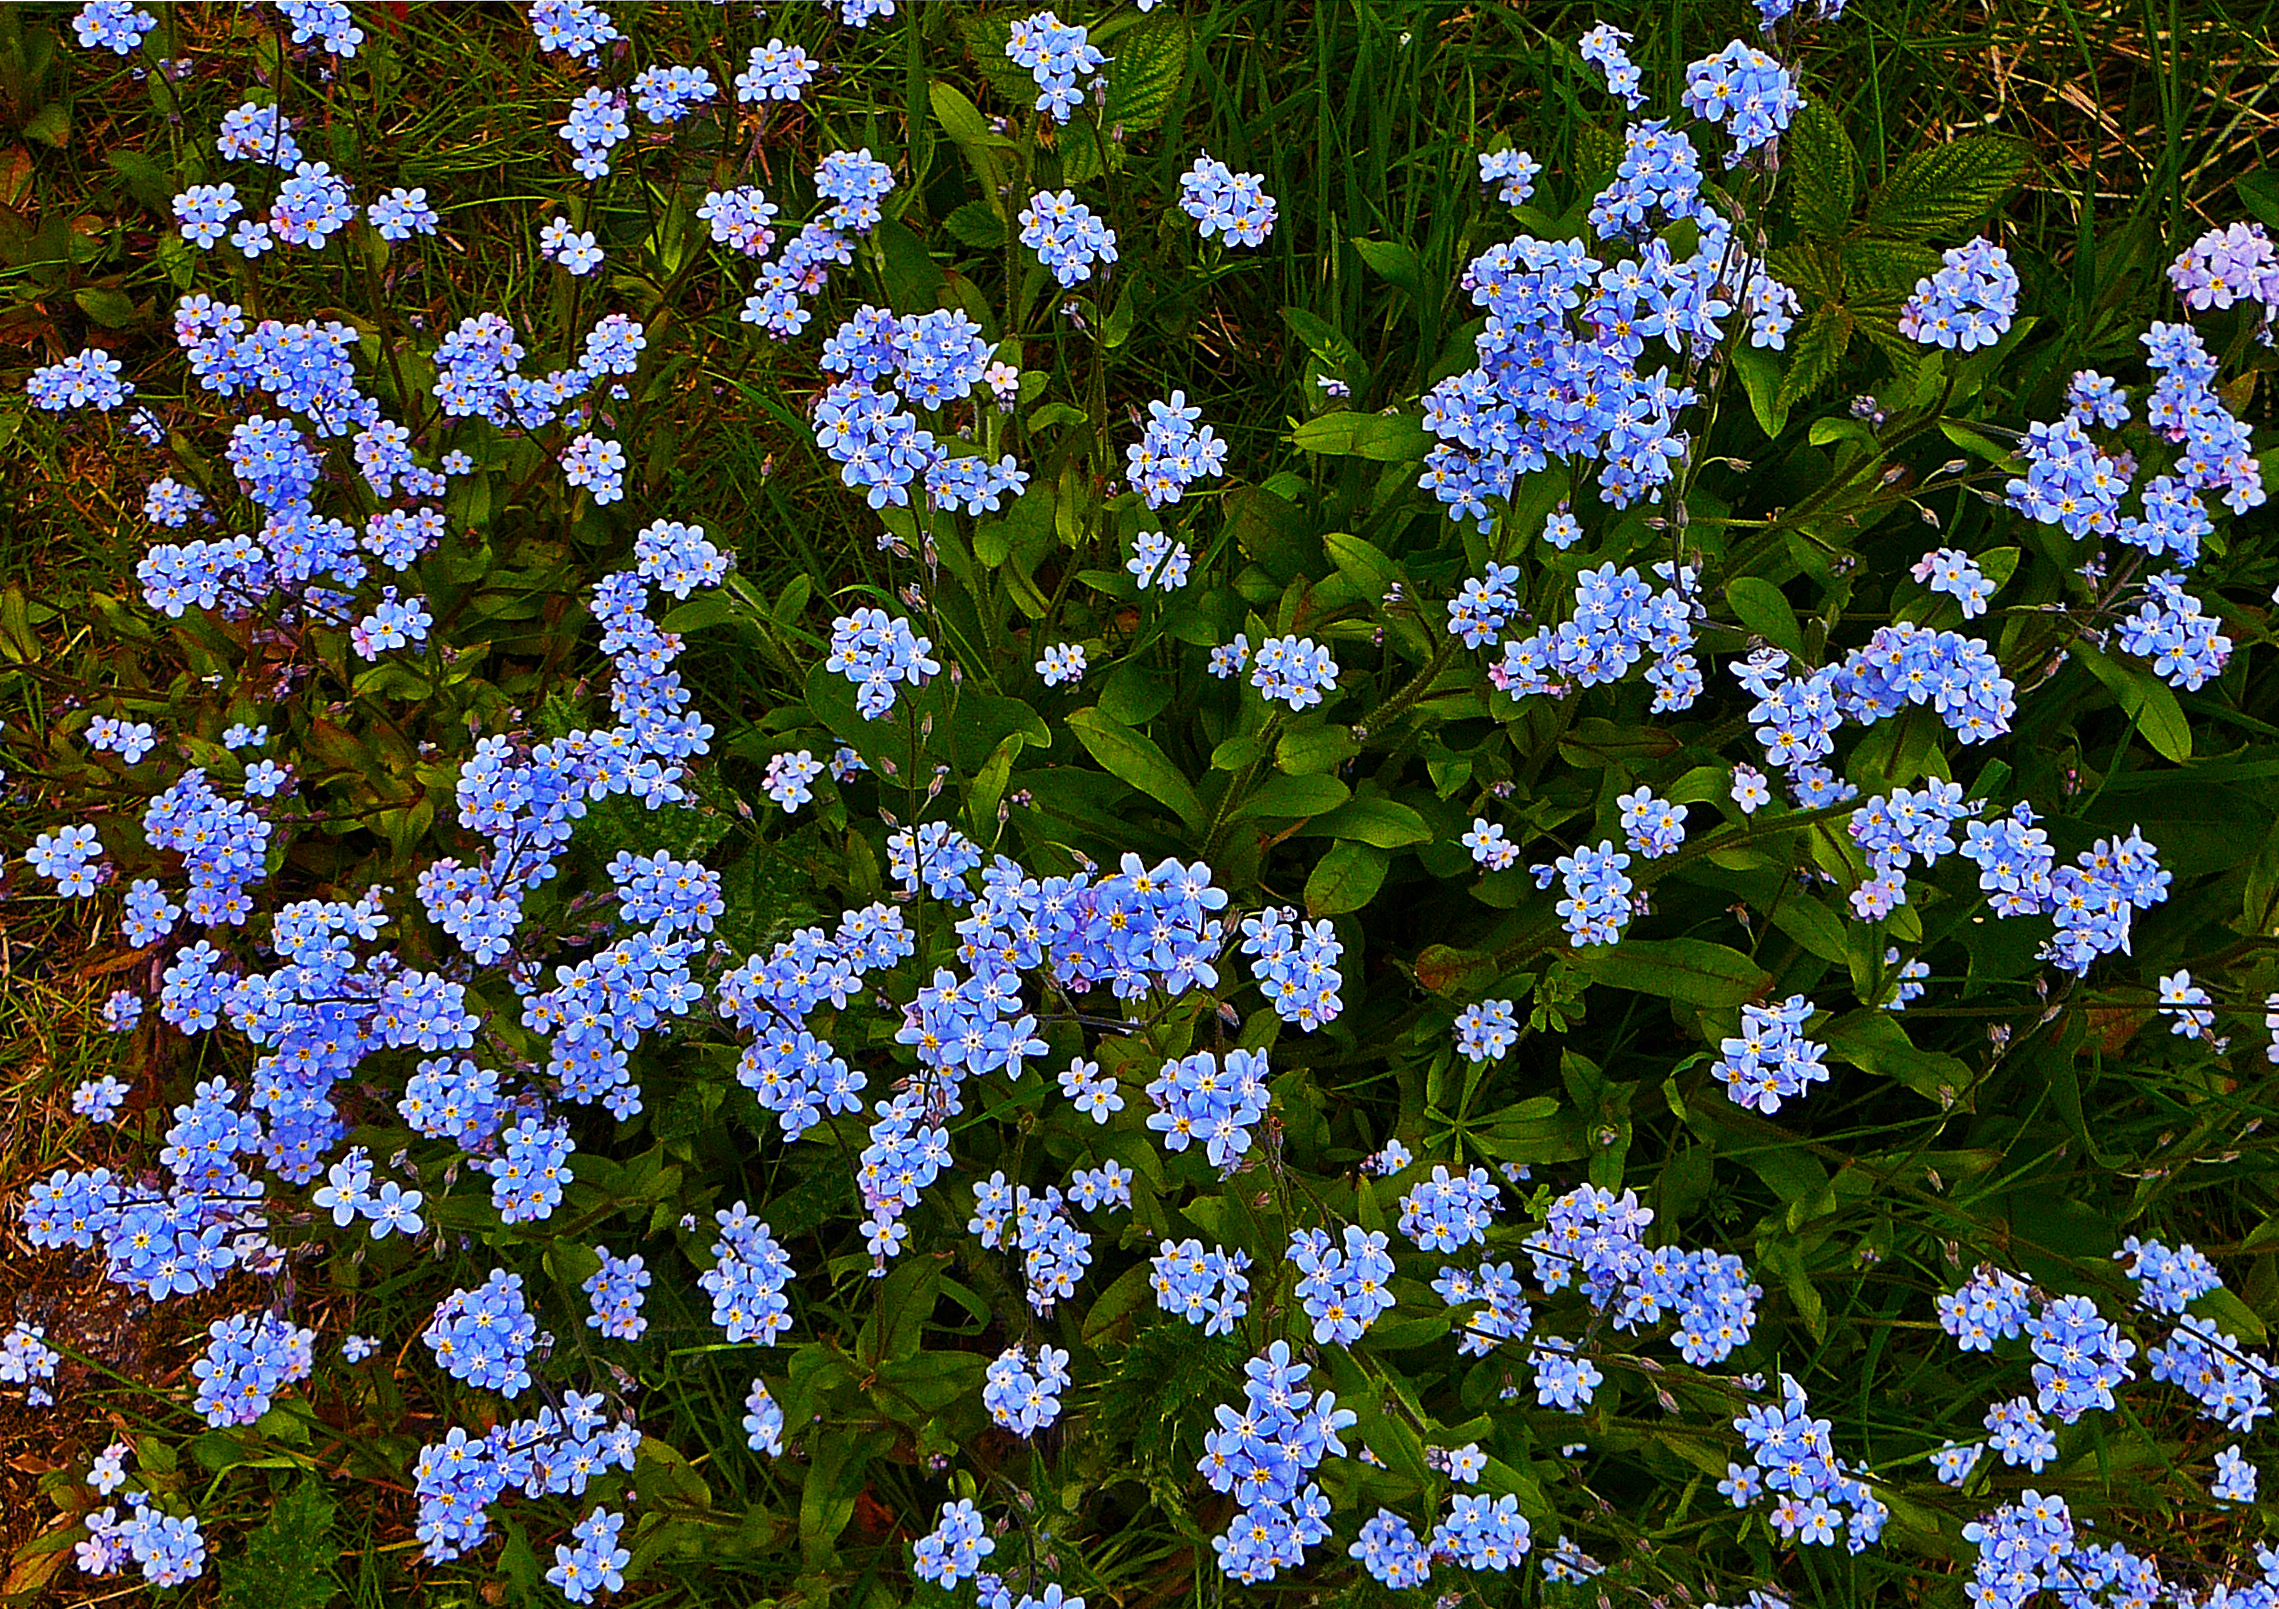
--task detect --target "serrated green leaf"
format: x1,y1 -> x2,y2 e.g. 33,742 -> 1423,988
1786,103 -> 1857,237
1103,10 -> 1187,133
1864,134 -> 2029,239
1065,706 -> 1205,833
942,199 -> 1006,249
1777,306 -> 1853,411
1839,235 -> 1944,295
219,1479 -> 340,1609
957,15 -> 1037,106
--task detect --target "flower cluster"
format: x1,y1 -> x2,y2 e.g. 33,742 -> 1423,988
1124,390 -> 1227,508
1151,1237 -> 1253,1333
1898,238 -> 2021,351
0,1323 -> 61,1406
1726,1375 -> 1890,1551
1126,528 -> 1192,590
1248,635 -> 1340,710
1289,1226 -> 1399,1345
1179,153 -> 1278,246
1532,841 -> 1636,946
826,606 -> 941,718
423,1270 -> 542,1397
1911,546 -> 1996,617
1478,147 -> 1542,205
1711,994 -> 1829,1114
1005,11 -> 1104,123
737,39 -> 818,102
1495,562 -> 1701,710
1020,189 -> 1118,287
2167,220 -> 2279,337
191,1312 -> 315,1427
27,347 -> 132,412
550,1508 -> 631,1605
913,1499 -> 995,1588
1240,905 -> 1346,1029
1455,997 -> 1520,1061
1446,562 -> 1524,649
1199,1340 -> 1353,1582
1617,787 -> 1687,857
1144,1048 -> 1272,1168
1681,40 -> 1802,162
696,1203 -> 794,1343
982,1342 -> 1072,1434
583,1248 -> 651,1340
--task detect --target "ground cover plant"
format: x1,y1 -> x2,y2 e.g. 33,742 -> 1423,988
3,0 -> 2279,1606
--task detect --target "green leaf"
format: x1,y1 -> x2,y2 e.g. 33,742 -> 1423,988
1759,1231 -> 1829,1341
1065,707 -> 1206,833
1321,529 -> 1405,600
1725,577 -> 1806,660
966,732 -> 1028,835
73,286 -> 137,327
956,15 -> 1037,106
220,1479 -> 341,1609
1785,103 -> 1857,237
2239,171 -> 2279,234
1741,1141 -> 1838,1230
1572,938 -> 1772,1009
1937,420 -> 2017,464
2074,642 -> 2192,764
1278,723 -> 1358,775
1416,944 -> 1500,997
1282,305 -> 1364,380
1298,796 -> 1432,848
942,200 -> 1006,248
799,1426 -> 892,1569
1097,658 -> 1172,726
1291,411 -> 1433,462
1766,897 -> 1847,964
23,103 -> 69,148
1823,1009 -> 1972,1106
1557,717 -> 1681,768
1777,307 -> 1853,411
1863,134 -> 2030,239
1305,841 -> 1388,917
1103,10 -> 1188,133
929,80 -> 997,145
1231,772 -> 1350,822
1839,235 -> 1944,296
107,149 -> 176,212
1352,237 -> 1426,303
1730,341 -> 1790,439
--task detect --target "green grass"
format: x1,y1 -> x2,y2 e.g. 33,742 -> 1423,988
2,0 -> 2277,1604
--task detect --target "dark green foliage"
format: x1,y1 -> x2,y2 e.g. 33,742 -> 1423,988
219,1479 -> 342,1609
